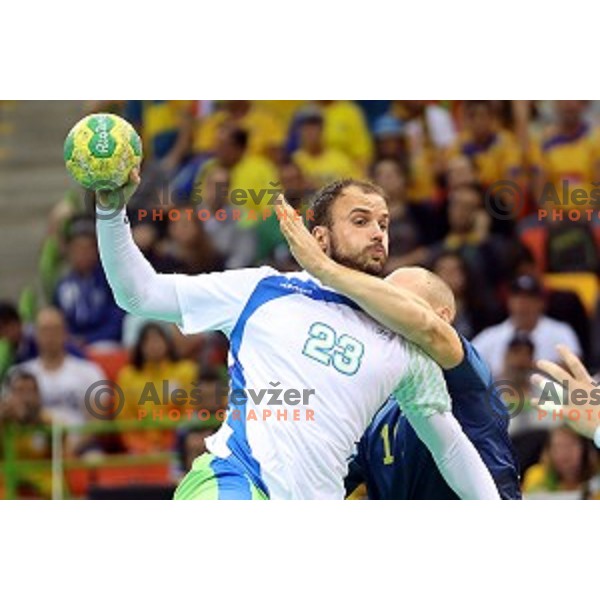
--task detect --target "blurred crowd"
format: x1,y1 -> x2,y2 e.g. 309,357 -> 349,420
2,100 -> 600,498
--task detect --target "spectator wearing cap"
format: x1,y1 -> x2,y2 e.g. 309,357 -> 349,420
53,216 -> 124,348
373,115 -> 406,163
292,108 -> 362,188
473,275 -> 581,377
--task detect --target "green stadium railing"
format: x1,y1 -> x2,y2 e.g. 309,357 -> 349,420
0,416 -> 221,500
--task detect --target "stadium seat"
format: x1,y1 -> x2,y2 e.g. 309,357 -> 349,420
543,272 -> 599,316
86,347 -> 130,383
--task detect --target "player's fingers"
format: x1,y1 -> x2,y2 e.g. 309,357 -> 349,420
530,374 -> 567,403
556,345 -> 590,383
535,359 -> 573,385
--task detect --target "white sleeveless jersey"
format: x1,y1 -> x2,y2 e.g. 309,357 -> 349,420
174,267 -> 450,499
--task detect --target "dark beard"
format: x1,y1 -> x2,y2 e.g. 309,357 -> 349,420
329,238 -> 386,277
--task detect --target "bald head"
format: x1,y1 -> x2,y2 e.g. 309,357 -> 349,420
385,267 -> 457,323
35,307 -> 67,357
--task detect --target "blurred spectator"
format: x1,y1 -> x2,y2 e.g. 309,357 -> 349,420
317,100 -> 374,170
53,216 -> 124,347
0,302 -> 32,381
473,275 -> 581,377
0,369 -> 52,497
200,164 -> 258,269
156,208 -> 224,274
372,115 -> 406,163
0,301 -> 87,383
430,251 -> 502,339
444,155 -> 479,190
193,100 -> 285,163
531,100 -> 600,209
371,158 -> 433,271
254,161 -> 311,269
292,108 -> 361,188
522,426 -> 597,498
497,333 -> 549,474
391,101 -> 456,203
176,426 -> 218,475
116,323 -> 199,454
124,100 -> 194,173
512,248 -> 590,359
20,308 -> 107,457
428,184 -> 513,288
193,125 -> 279,216
518,211 -> 600,274
449,100 -> 522,188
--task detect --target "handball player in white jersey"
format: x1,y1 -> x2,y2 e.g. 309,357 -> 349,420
95,171 -> 498,500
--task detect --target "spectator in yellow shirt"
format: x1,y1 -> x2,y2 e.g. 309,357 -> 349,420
317,100 -> 374,170
116,323 -> 199,454
523,426 -> 597,497
124,100 -> 194,172
0,369 -> 52,498
530,101 -> 600,209
193,100 -> 285,163
193,125 -> 279,224
292,109 -> 362,189
449,100 -> 523,189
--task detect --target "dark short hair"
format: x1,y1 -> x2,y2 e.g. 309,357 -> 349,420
0,302 -> 20,327
3,367 -> 39,393
308,179 -> 387,232
226,126 -> 249,151
507,331 -> 535,354
449,182 -> 484,202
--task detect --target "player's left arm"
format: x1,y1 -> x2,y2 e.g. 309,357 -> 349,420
277,198 -> 463,369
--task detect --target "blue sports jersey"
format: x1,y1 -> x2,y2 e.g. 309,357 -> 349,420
346,336 -> 522,499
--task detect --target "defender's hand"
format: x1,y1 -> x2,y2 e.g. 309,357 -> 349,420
276,195 -> 330,278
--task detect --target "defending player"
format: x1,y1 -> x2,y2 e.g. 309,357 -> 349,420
278,199 -> 520,499
95,173 -> 499,500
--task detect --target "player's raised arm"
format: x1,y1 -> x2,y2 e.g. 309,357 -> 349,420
395,344 -> 500,500
95,169 -> 184,324
277,197 -> 463,369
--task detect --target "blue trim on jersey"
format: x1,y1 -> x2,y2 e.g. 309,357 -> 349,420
225,274 -> 361,498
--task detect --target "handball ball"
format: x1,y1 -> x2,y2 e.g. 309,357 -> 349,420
64,113 -> 142,191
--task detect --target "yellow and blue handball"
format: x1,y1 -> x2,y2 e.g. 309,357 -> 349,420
64,113 -> 142,191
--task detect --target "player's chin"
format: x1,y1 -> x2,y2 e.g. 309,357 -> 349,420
363,256 -> 387,276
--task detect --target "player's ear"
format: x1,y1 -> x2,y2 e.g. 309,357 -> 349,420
437,306 -> 453,324
311,226 -> 330,253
